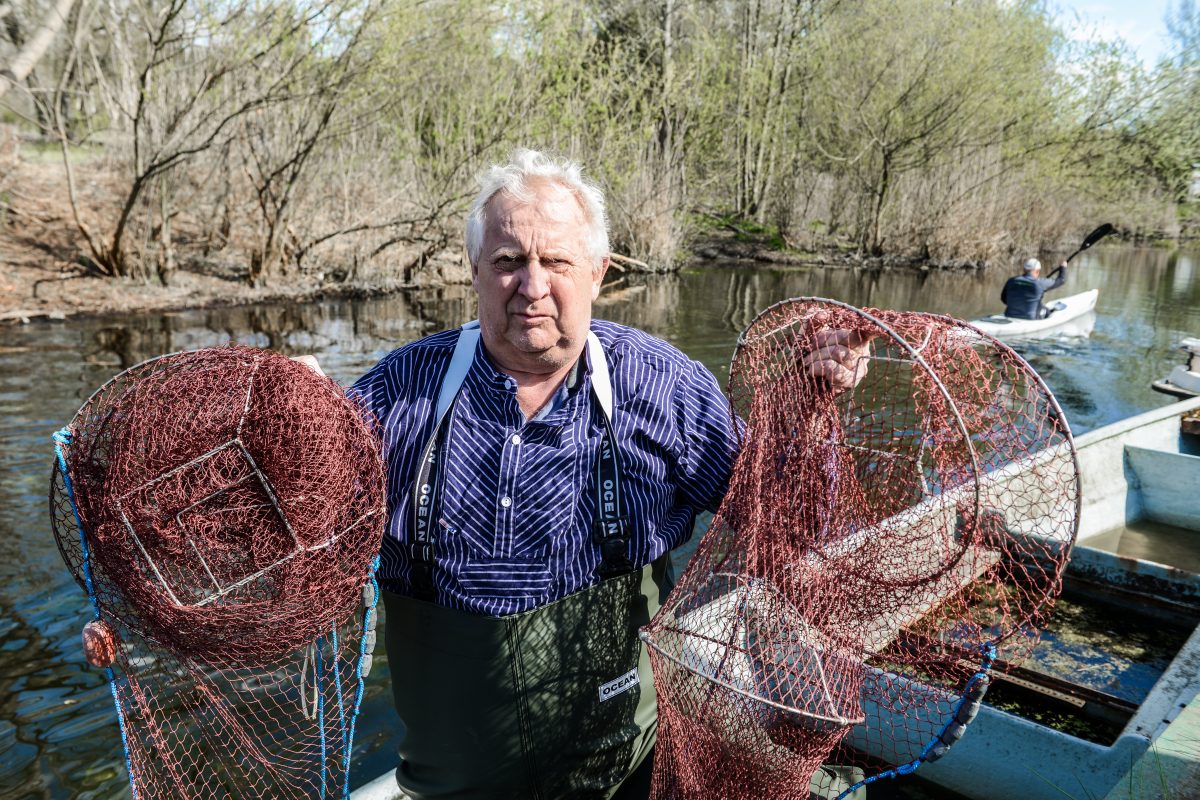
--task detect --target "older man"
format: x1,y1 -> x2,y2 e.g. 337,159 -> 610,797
1001,257 -> 1068,320
349,149 -> 868,800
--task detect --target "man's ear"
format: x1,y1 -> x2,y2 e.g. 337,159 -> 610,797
591,255 -> 610,300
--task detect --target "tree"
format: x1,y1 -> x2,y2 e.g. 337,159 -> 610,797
0,0 -> 76,101
801,0 -> 1059,255
58,0 -> 377,282
1152,0 -> 1200,202
239,0 -> 382,285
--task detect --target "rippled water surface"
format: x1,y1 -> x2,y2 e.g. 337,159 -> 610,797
2,246 -> 1198,797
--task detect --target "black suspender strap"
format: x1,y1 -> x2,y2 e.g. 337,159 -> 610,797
406,325 -> 478,601
592,410 -> 633,578
408,407 -> 450,600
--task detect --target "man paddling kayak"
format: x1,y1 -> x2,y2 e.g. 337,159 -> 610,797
1001,258 -> 1068,320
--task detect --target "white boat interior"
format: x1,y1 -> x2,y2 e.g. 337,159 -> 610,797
1072,395 -> 1200,582
908,396 -> 1200,800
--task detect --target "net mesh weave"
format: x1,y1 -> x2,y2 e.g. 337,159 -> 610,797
50,345 -> 386,799
642,299 -> 1078,799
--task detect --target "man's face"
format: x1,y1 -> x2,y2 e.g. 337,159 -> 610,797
472,182 -> 607,375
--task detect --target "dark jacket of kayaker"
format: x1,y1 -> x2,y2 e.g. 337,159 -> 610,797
1001,258 -> 1067,320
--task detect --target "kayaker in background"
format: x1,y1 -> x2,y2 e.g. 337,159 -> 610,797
1001,257 -> 1068,320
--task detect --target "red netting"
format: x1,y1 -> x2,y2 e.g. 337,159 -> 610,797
642,299 -> 1078,799
50,345 -> 386,798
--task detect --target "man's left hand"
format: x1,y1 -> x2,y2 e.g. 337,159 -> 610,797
292,354 -> 326,377
802,329 -> 873,392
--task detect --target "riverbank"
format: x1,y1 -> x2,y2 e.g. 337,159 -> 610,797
0,152 -> 439,324
0,153 -> 473,325
0,178 -> 973,326
0,152 -> 1182,326
0,232 -> 964,326
0,254 -> 449,326
0,147 -> 1016,326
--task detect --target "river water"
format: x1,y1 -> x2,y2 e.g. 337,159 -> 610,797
1,245 -> 1198,797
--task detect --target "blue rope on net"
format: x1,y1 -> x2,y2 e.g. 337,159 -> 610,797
316,633 -> 328,800
332,621 -> 348,764
834,642 -> 997,800
54,427 -> 140,800
342,555 -> 381,797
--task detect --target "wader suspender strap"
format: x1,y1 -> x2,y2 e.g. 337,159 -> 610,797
408,323 -> 632,600
587,332 -> 633,578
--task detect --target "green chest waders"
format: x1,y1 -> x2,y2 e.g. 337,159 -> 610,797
384,557 -> 671,799
386,323 -> 668,799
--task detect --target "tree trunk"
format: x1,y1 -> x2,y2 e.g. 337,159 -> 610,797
0,0 -> 77,100
156,175 -> 175,286
870,154 -> 891,256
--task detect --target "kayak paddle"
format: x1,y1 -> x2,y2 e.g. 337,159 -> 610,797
1065,223 -> 1116,264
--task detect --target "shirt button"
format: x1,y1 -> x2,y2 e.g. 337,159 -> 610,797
500,496 -> 512,508
511,434 -> 522,445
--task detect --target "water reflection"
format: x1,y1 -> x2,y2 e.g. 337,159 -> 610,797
1,246 -> 1198,798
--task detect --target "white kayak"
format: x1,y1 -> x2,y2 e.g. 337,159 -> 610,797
970,289 -> 1099,339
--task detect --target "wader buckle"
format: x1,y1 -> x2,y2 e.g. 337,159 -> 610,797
592,517 -> 629,544
593,518 -> 634,576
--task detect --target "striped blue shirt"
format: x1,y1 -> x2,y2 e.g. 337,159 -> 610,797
351,319 -> 739,617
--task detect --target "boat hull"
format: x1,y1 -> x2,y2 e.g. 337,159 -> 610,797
903,396 -> 1200,800
1153,365 -> 1200,398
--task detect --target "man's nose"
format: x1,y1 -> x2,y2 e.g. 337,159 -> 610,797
518,260 -> 551,299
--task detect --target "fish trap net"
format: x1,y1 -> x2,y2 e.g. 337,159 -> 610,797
49,345 -> 386,799
641,299 -> 1078,799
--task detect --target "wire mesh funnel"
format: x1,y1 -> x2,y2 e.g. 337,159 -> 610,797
50,345 -> 386,799
641,299 -> 1078,799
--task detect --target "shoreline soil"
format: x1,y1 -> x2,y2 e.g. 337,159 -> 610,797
0,163 -> 955,326
0,231 -> 979,326
2,155 -> 1186,328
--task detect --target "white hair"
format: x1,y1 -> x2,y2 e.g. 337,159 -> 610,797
465,148 -> 609,270
1023,258 -> 1041,274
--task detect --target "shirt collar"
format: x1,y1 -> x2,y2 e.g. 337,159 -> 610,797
532,352 -> 586,421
